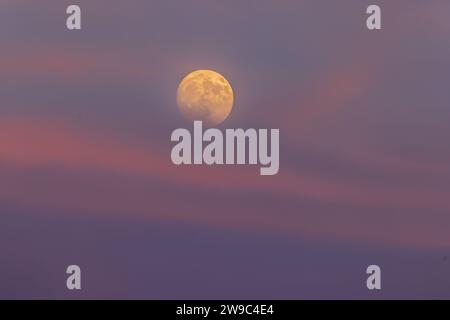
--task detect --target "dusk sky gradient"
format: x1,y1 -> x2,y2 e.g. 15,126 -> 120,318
1,0 -> 449,298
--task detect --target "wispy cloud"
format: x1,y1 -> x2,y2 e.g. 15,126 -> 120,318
1,116 -> 449,250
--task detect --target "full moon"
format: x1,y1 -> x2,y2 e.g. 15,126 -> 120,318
176,70 -> 234,126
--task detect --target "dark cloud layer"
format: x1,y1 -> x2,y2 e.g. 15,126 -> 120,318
1,210 -> 449,299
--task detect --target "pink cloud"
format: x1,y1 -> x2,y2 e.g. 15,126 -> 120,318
1,116 -> 449,210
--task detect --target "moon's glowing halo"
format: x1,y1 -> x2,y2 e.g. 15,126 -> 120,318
176,70 -> 234,126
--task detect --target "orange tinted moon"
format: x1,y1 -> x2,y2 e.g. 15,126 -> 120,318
176,70 -> 234,126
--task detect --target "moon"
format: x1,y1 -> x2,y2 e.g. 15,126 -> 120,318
177,70 -> 234,126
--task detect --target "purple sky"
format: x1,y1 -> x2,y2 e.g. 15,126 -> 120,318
0,0 -> 449,299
